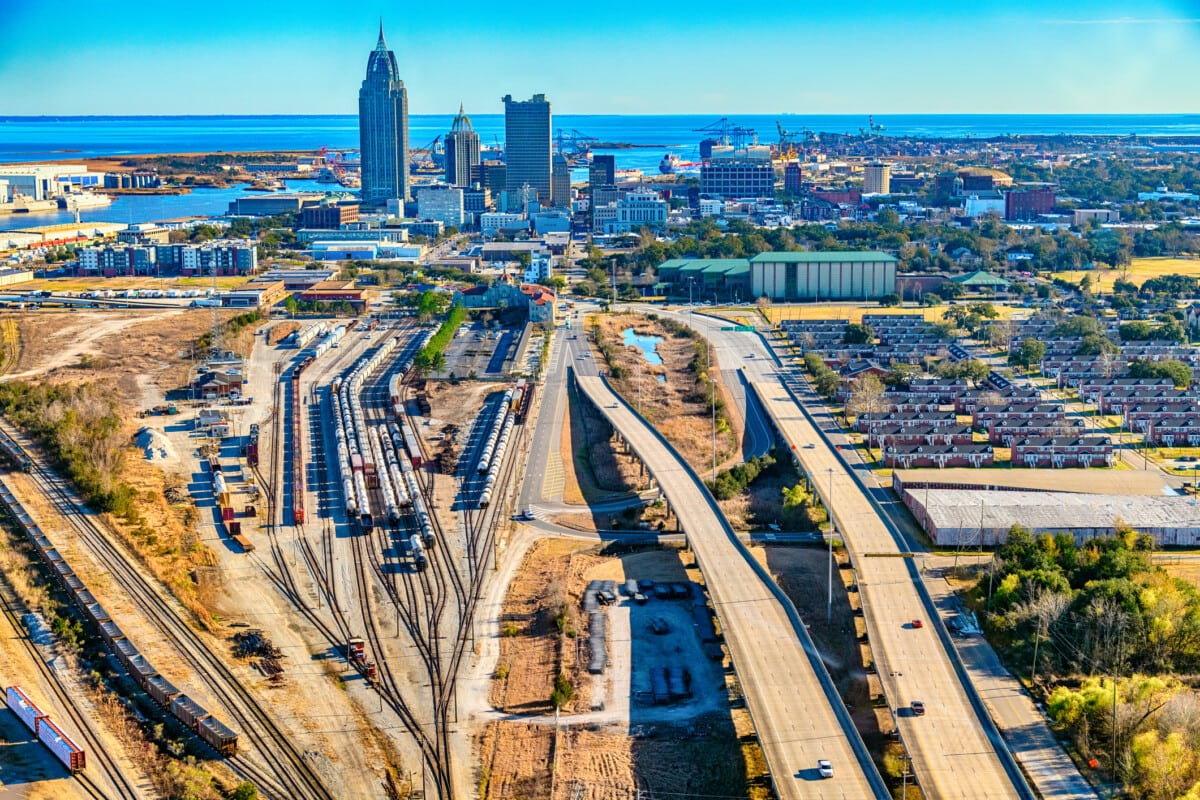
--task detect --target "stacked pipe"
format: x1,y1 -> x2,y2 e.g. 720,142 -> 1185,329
478,412 -> 515,508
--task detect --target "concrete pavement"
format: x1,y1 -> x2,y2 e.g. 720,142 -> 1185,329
574,371 -> 888,800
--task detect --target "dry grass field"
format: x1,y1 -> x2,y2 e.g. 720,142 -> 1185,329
755,302 -> 1026,326
1056,256 -> 1200,292
11,275 -> 251,292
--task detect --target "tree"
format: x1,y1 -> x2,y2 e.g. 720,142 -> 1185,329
1130,358 -> 1192,388
843,322 -> 875,345
229,783 -> 259,800
878,293 -> 901,307
548,275 -> 567,291
1011,337 -> 1046,369
846,375 -> 891,451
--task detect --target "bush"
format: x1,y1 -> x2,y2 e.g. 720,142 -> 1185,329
550,673 -> 575,709
0,381 -> 135,514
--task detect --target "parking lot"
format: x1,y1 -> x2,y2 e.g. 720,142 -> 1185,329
437,321 -> 522,379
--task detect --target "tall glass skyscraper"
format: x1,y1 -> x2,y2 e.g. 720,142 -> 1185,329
445,104 -> 481,188
503,93 -> 552,212
358,23 -> 409,206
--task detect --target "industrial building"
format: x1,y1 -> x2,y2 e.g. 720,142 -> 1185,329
749,251 -> 897,301
903,488 -> 1200,547
0,164 -> 101,201
219,280 -> 288,308
227,193 -> 323,216
657,258 -> 751,303
297,280 -> 371,312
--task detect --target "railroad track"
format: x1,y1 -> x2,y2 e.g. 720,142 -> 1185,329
0,566 -> 143,799
4,424 -> 333,800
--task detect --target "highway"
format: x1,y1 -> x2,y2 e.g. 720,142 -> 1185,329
664,309 -> 1028,799
572,370 -> 887,800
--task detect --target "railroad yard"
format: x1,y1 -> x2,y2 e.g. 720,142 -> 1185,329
0,308 -> 539,800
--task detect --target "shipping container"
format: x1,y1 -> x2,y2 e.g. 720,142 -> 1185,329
6,686 -> 46,735
38,717 -> 85,772
228,521 -> 242,536
221,507 -> 235,522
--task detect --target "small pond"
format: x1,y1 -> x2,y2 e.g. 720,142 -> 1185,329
622,328 -> 664,365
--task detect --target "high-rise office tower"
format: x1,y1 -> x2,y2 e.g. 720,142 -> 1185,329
864,162 -> 891,194
503,93 -> 552,211
552,153 -> 571,208
589,154 -> 616,190
445,104 -> 481,188
358,22 -> 409,206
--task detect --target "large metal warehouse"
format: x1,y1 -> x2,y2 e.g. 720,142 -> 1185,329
750,251 -> 897,301
903,488 -> 1200,547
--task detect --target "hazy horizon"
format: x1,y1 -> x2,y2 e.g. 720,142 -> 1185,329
1,0 -> 1198,116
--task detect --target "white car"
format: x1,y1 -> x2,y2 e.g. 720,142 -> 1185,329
817,760 -> 833,779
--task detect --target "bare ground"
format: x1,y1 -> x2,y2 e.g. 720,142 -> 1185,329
591,313 -> 737,474
482,541 -> 768,800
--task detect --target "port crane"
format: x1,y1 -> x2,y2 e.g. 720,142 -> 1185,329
858,115 -> 886,138
693,117 -> 757,150
554,129 -> 599,161
410,135 -> 444,172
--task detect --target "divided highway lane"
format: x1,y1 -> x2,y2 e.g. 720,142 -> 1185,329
748,377 -> 1025,800
667,309 -> 1021,798
573,372 -> 887,800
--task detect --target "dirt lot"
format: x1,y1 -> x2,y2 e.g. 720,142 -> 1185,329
3,308 -> 261,407
752,545 -> 893,767
484,540 -> 768,799
591,313 -> 737,475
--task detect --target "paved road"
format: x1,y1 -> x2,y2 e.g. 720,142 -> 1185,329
664,310 -> 1026,799
518,305 -> 600,509
574,372 -> 887,800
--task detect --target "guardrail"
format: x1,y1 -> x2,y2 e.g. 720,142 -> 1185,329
570,365 -> 889,799
754,331 -> 1036,800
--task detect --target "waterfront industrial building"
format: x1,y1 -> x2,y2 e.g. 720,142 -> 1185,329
358,23 -> 410,205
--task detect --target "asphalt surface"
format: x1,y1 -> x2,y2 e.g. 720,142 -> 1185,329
678,309 -> 1088,800
574,372 -> 887,800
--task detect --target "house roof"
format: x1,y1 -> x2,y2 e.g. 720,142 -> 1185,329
952,270 -> 1011,287
748,250 -> 897,264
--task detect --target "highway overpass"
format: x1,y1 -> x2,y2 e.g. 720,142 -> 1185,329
573,370 -> 888,800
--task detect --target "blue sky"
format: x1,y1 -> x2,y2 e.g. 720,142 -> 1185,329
0,0 -> 1197,115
